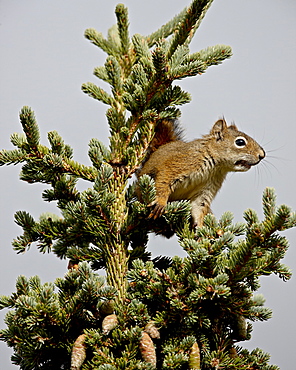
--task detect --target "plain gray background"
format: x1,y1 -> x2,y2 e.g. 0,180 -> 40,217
0,1 -> 295,369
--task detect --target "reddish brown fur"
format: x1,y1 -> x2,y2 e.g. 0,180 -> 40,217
138,119 -> 265,227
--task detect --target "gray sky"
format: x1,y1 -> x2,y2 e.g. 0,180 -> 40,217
0,1 -> 295,369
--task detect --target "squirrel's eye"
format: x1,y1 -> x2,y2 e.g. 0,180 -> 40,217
235,137 -> 247,147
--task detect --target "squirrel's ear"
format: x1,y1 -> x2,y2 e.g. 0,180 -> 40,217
211,119 -> 227,140
229,123 -> 238,130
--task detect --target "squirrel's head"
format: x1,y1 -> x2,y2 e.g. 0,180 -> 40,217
210,119 -> 265,172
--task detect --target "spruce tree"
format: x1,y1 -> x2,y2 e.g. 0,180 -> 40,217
0,1 -> 295,369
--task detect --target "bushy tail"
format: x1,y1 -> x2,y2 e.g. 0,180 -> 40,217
149,119 -> 184,153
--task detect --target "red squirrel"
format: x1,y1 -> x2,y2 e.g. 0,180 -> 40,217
138,118 -> 265,227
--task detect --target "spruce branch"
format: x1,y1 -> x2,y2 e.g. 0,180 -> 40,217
107,24 -> 121,51
84,28 -> 120,57
167,0 -> 214,60
184,0 -> 215,47
115,3 -> 130,56
132,34 -> 154,72
188,44 -> 233,67
145,6 -> 189,47
81,82 -> 114,105
10,132 -> 27,149
0,148 -> 27,165
0,263 -> 118,369
105,56 -> 124,96
82,0 -> 232,179
48,130 -> 73,158
19,106 -> 40,149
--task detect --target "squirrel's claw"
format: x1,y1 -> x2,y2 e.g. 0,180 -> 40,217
148,203 -> 165,219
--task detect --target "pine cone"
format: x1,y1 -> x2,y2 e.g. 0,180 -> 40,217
189,341 -> 201,370
233,315 -> 247,340
102,314 -> 118,335
100,299 -> 115,315
144,321 -> 160,339
139,332 -> 156,368
71,334 -> 86,370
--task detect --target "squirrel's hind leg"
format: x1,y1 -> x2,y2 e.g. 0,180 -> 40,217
190,198 -> 211,228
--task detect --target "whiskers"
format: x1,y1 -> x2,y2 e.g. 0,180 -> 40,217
257,144 -> 289,180
249,149 -> 284,186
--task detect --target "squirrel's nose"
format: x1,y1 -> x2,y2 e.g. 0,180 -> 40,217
259,148 -> 265,161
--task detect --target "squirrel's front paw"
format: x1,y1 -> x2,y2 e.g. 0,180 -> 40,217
148,202 -> 166,219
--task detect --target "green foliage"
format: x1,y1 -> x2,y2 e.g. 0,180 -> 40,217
0,1 -> 294,369
0,263 -> 117,369
127,191 -> 293,368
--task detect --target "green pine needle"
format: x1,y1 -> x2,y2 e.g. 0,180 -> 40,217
19,106 -> 40,148
81,82 -> 114,105
115,4 -> 130,55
